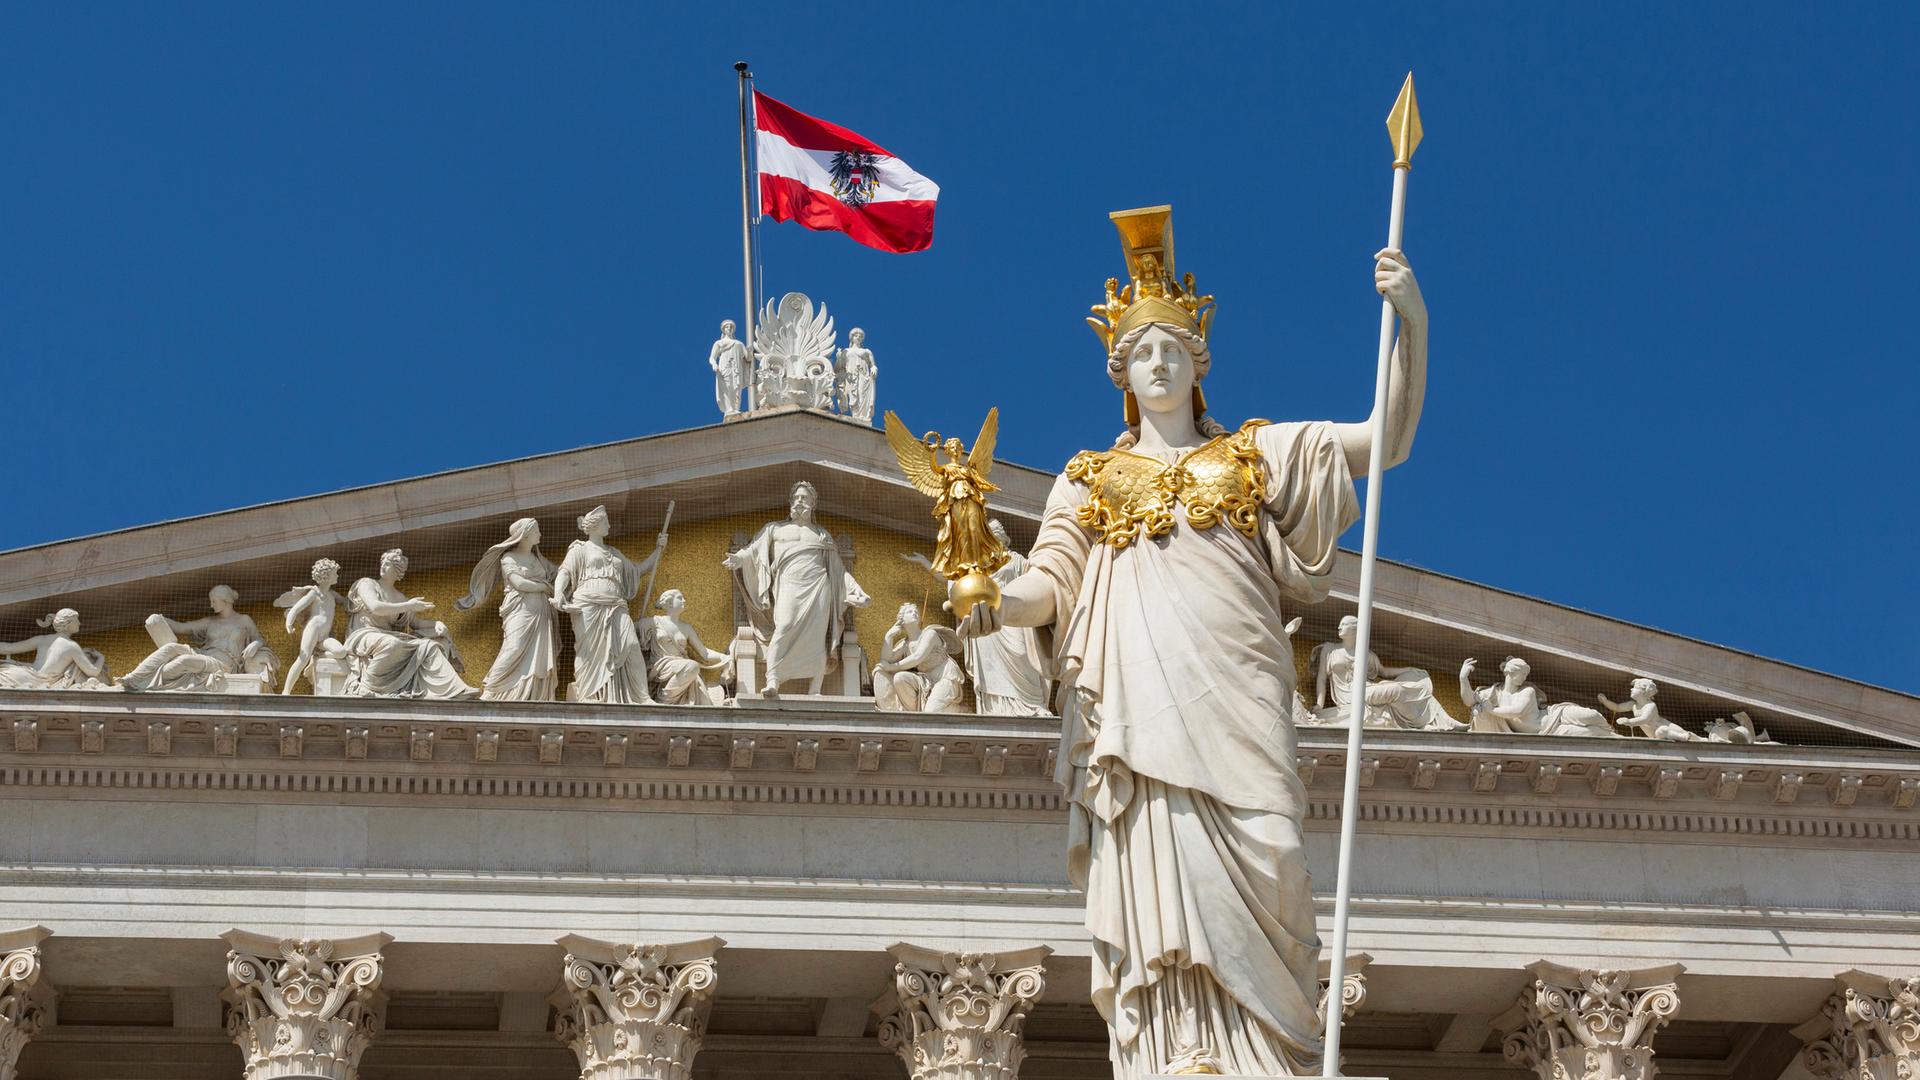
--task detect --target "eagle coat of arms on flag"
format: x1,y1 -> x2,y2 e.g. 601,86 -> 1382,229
828,150 -> 882,207
752,90 -> 939,253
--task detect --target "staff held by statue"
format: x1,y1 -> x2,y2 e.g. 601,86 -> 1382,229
641,500 -> 676,613
1324,71 -> 1424,1076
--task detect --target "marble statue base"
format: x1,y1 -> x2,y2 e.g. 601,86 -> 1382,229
735,693 -> 874,714
731,629 -> 868,701
220,673 -> 271,695
312,657 -> 348,697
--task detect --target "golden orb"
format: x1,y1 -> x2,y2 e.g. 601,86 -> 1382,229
949,570 -> 1002,614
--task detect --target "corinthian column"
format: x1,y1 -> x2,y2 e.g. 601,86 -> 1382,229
551,935 -> 723,1080
0,927 -> 51,1080
1792,970 -> 1920,1080
875,943 -> 1051,1080
221,930 -> 390,1080
1493,961 -> 1683,1080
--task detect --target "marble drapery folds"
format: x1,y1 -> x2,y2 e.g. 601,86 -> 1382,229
1024,420 -> 1357,1078
557,540 -> 652,705
965,549 -> 1053,716
731,522 -> 868,688
343,579 -> 477,700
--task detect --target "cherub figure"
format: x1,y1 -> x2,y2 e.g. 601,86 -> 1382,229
883,407 -> 1007,581
275,558 -> 350,694
1599,677 -> 1700,741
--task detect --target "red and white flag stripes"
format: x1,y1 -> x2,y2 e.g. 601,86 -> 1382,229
753,91 -> 939,254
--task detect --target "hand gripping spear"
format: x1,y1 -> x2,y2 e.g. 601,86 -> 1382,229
1322,73 -> 1422,1078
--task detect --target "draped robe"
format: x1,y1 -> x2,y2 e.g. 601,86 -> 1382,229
1023,420 -> 1358,1077
343,579 -> 478,700
732,520 -> 867,687
963,550 -> 1053,716
479,551 -> 558,702
558,540 -> 650,705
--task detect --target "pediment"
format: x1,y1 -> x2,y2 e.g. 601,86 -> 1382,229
0,409 -> 1913,752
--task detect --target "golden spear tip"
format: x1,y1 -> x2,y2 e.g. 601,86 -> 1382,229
1386,71 -> 1422,169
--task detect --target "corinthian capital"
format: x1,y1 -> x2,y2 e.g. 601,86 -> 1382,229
875,943 -> 1051,1080
1792,969 -> 1920,1080
1319,951 -> 1373,1024
0,927 -> 51,1080
551,935 -> 724,1080
221,929 -> 390,1080
1494,961 -> 1683,1080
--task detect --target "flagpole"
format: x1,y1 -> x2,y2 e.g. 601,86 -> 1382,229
1323,72 -> 1422,1078
734,61 -> 759,409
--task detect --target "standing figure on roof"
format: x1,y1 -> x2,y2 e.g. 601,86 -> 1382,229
953,206 -> 1430,1076
837,327 -> 878,424
724,480 -> 869,696
710,319 -> 753,417
457,517 -> 560,702
555,506 -> 665,705
276,559 -> 350,695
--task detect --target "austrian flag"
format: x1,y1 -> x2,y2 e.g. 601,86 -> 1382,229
754,91 -> 939,254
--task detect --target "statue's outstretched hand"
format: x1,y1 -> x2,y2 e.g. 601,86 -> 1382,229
1375,247 -> 1425,326
947,599 -> 1002,639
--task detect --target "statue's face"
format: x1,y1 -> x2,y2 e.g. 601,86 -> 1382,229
526,522 -> 542,547
1337,616 -> 1359,643
209,590 -> 235,615
383,555 -> 408,580
989,520 -> 1009,545
1125,326 -> 1196,416
721,320 -> 735,338
850,329 -> 864,345
661,591 -> 686,615
315,565 -> 338,587
1503,659 -> 1529,683
790,486 -> 816,519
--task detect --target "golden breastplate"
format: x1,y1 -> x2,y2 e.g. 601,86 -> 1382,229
1065,420 -> 1269,549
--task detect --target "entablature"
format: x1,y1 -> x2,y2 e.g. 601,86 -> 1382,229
0,693 -> 1912,842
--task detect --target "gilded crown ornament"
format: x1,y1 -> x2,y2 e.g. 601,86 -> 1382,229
1085,205 -> 1216,357
883,408 -> 1010,613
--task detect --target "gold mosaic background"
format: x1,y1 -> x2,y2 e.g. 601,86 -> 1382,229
84,511 -> 953,695
75,507 -> 1469,724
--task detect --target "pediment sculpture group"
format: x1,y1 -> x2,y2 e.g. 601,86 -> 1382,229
0,483 -> 1057,718
710,292 -> 878,423
0,490 -> 1771,741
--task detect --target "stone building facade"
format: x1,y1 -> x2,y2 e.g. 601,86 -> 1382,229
0,410 -> 1913,1080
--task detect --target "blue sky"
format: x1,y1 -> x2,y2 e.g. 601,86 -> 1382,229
3,5 -> 1915,693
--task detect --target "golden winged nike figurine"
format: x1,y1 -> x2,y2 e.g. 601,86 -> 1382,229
884,407 -> 1010,611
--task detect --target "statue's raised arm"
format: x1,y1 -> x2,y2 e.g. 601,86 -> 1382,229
1330,246 -> 1429,475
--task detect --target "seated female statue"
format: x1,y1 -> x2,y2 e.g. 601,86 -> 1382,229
0,609 -> 112,690
342,549 -> 478,700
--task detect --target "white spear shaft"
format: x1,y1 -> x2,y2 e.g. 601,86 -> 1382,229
640,500 -> 676,613
1322,72 -> 1421,1078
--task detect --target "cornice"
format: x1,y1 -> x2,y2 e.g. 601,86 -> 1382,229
0,694 -> 1912,840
